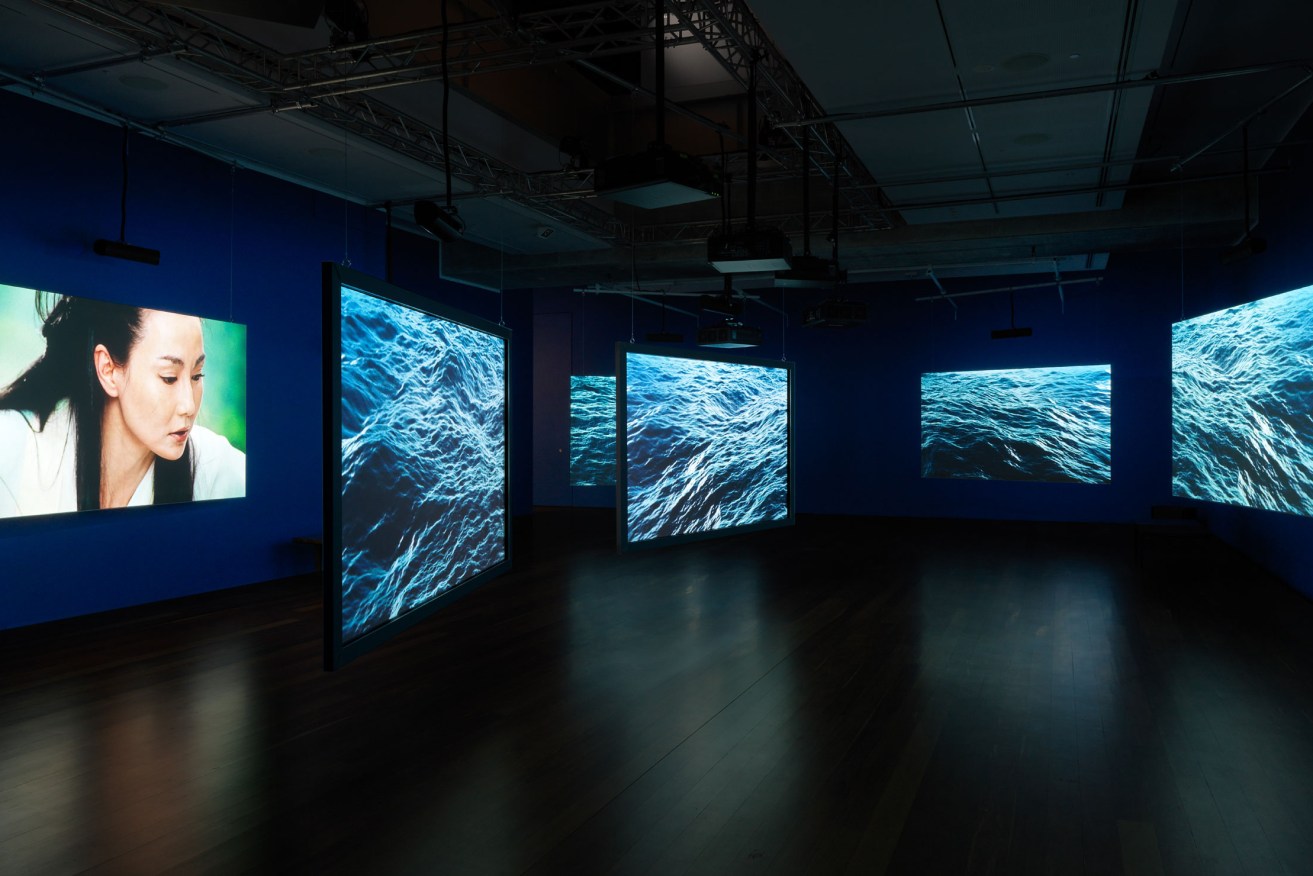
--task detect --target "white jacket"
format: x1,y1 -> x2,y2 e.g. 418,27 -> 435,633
0,402 -> 246,518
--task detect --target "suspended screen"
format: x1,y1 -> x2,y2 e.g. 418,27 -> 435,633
617,344 -> 792,548
324,265 -> 510,668
1173,284 -> 1313,515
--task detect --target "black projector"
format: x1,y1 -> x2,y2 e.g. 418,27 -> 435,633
801,299 -> 867,328
593,145 -> 720,209
775,254 -> 845,288
414,200 -> 465,242
697,322 -> 763,348
707,226 -> 792,273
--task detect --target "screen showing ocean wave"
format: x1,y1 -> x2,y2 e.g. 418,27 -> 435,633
622,349 -> 790,544
570,375 -> 616,486
1173,284 -> 1313,516
921,365 -> 1112,484
338,283 -> 508,644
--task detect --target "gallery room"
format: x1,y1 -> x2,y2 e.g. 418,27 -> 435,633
2,0 -> 1312,873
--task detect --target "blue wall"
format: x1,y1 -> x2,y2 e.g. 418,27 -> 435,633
531,193 -> 1313,601
0,93 -> 531,629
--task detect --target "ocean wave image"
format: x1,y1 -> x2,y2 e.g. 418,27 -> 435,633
339,285 -> 507,642
570,375 -> 616,486
625,352 -> 789,542
921,365 -> 1112,484
1173,284 -> 1313,516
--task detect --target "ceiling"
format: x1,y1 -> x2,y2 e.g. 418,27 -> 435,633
2,0 -> 1311,294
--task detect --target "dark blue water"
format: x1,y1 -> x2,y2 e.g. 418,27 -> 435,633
921,365 -> 1112,484
625,352 -> 789,542
339,286 -> 507,642
570,375 -> 616,486
1173,285 -> 1313,516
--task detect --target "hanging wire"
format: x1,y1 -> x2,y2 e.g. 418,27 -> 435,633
629,234 -> 637,342
118,125 -> 129,242
341,126 -> 351,267
1178,180 -> 1185,320
498,231 -> 506,326
780,300 -> 787,362
228,163 -> 236,321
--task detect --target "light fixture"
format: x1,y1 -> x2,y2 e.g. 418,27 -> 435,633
414,0 -> 465,242
592,0 -> 719,209
991,289 -> 1032,339
802,298 -> 867,328
775,125 -> 841,287
1219,124 -> 1265,264
414,199 -> 464,242
595,145 -> 720,209
698,276 -> 761,347
645,290 -> 684,343
708,49 -> 789,273
697,322 -> 763,348
798,139 -> 864,328
94,125 -> 160,266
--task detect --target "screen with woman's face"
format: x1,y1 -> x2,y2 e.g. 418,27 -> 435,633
0,283 -> 247,519
325,266 -> 511,668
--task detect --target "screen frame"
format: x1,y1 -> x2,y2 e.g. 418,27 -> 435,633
1171,283 -> 1313,517
615,342 -> 795,552
918,363 -> 1114,485
323,263 -> 512,670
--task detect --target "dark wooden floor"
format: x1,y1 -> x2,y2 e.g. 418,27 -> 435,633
4,511 -> 1313,875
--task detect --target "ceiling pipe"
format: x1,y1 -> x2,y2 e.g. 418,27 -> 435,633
1172,72 -> 1313,171
888,166 -> 1287,212
777,60 -> 1313,128
914,276 -> 1103,302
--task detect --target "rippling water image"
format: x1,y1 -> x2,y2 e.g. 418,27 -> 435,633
624,352 -> 789,543
339,286 -> 507,642
921,365 -> 1112,484
570,376 -> 616,486
1173,285 -> 1313,516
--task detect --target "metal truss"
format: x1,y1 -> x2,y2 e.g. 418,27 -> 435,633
27,0 -> 626,240
629,208 -> 868,244
668,0 -> 900,231
27,0 -> 899,242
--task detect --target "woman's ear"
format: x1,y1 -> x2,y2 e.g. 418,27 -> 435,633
93,344 -> 120,398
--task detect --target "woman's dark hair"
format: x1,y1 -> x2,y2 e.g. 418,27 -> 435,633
0,291 -> 194,509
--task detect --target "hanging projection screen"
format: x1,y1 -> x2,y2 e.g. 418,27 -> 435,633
324,264 -> 511,669
570,375 -> 616,486
616,343 -> 793,549
920,364 -> 1112,484
1172,283 -> 1313,516
0,282 -> 246,519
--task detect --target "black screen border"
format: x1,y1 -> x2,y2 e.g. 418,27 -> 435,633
323,263 -> 512,670
615,342 -> 795,552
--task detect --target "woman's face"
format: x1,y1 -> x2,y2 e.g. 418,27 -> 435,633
99,310 -> 205,461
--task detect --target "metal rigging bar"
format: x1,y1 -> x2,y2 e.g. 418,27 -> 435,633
669,0 -> 901,231
27,0 -> 623,240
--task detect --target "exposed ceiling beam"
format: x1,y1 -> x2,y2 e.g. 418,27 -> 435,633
776,60 -> 1313,127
